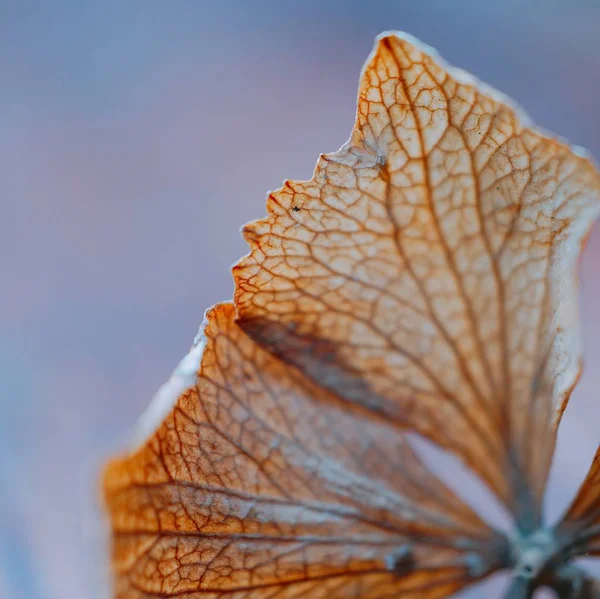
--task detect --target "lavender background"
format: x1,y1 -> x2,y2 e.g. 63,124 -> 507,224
1,1 -> 599,598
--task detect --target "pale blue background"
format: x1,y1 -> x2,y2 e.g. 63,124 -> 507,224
1,1 -> 599,597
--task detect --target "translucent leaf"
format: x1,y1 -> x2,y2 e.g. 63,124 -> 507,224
557,445 -> 600,557
103,303 -> 504,598
233,32 -> 600,527
103,31 -> 600,599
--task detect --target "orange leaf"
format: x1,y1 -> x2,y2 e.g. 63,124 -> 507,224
233,32 -> 600,529
556,445 -> 600,557
103,31 -> 600,598
103,303 -> 503,598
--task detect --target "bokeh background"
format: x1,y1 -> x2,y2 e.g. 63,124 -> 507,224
1,1 -> 599,597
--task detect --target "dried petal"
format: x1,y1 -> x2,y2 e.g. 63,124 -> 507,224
557,445 -> 600,557
233,32 -> 600,526
103,304 -> 502,598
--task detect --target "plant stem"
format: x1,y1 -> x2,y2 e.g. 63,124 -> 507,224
503,577 -> 534,599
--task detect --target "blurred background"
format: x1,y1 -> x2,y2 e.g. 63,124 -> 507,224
1,1 -> 599,597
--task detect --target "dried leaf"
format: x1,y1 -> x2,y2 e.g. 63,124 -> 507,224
557,445 -> 600,557
233,33 -> 600,528
103,31 -> 600,599
103,303 -> 503,598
